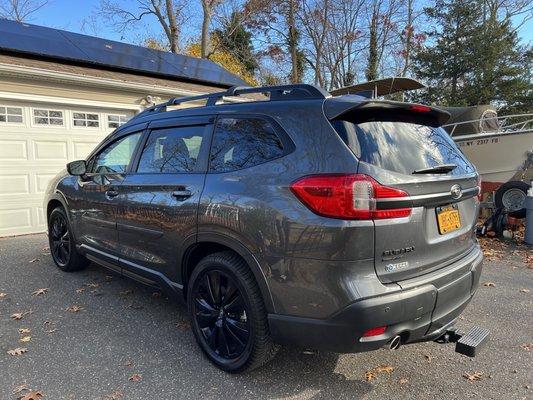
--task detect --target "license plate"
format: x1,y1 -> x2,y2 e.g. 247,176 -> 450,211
436,204 -> 461,234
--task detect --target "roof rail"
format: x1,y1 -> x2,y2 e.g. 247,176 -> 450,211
139,84 -> 330,117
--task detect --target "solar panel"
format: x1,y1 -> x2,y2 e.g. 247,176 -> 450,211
0,19 -> 247,87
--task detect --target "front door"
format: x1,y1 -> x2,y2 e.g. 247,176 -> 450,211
72,131 -> 143,262
116,117 -> 212,286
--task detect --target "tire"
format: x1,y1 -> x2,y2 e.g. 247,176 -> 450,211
187,251 -> 279,373
48,207 -> 90,272
494,181 -> 529,219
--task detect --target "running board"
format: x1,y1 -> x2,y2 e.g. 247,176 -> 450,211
435,326 -> 490,357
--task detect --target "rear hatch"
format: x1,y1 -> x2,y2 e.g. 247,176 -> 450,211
326,98 -> 480,283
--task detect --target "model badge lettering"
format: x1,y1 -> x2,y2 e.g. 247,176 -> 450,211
382,246 -> 415,260
385,261 -> 409,272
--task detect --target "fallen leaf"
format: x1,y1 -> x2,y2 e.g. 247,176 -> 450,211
123,360 -> 133,368
128,373 -> 142,382
424,354 -> 432,363
7,347 -> 28,356
0,292 -> 6,299
29,258 -> 40,263
19,336 -> 31,343
463,372 -> 483,382
11,312 -> 25,320
483,282 -> 496,287
19,328 -> 31,334
86,283 -> 100,289
42,246 -> 50,251
43,321 -> 57,333
364,364 -> 394,381
32,288 -> 49,296
398,378 -> 409,385
103,391 -> 124,400
521,343 -> 533,351
176,320 -> 190,331
519,288 -> 530,293
12,383 -> 29,394
66,305 -> 83,313
19,390 -> 44,400
76,287 -> 86,294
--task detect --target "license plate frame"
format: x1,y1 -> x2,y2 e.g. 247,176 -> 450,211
436,203 -> 461,234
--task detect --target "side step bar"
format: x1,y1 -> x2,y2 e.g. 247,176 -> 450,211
435,326 -> 490,357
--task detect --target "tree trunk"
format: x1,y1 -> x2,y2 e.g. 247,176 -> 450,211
365,3 -> 379,81
401,0 -> 413,76
165,0 -> 179,53
288,0 -> 299,83
201,0 -> 212,59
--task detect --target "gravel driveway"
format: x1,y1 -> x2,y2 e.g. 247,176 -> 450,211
0,234 -> 531,400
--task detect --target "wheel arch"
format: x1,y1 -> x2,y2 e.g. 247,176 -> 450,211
182,233 -> 276,314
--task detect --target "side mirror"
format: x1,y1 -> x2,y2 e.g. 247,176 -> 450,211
67,160 -> 87,176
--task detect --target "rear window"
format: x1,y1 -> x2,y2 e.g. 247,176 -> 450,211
332,120 -> 474,175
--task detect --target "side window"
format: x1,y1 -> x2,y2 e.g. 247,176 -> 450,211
137,125 -> 205,173
209,118 -> 285,173
91,132 -> 142,174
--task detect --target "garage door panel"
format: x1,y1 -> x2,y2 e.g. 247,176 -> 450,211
73,141 -> 100,159
33,140 -> 69,160
0,174 -> 30,195
0,208 -> 32,232
0,139 -> 28,160
35,173 -> 57,193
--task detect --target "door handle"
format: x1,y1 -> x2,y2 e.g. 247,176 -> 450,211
105,188 -> 119,198
171,189 -> 192,200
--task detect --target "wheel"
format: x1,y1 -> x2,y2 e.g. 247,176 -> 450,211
48,207 -> 89,271
187,251 -> 278,373
494,181 -> 529,218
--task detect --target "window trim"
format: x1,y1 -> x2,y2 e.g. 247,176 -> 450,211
0,105 -> 24,125
72,111 -> 101,129
31,107 -> 65,128
86,130 -> 144,174
130,122 -> 214,175
207,114 -> 295,174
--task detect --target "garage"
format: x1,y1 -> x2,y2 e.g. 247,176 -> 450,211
0,20 -> 246,236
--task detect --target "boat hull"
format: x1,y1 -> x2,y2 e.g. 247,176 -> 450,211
454,130 -> 533,193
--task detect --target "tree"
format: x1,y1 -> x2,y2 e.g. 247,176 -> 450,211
0,0 -> 48,21
212,11 -> 258,74
99,0 -> 186,53
413,0 -> 532,110
200,0 -> 224,58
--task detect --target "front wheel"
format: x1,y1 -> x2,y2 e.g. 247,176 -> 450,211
48,207 -> 89,271
187,251 -> 278,373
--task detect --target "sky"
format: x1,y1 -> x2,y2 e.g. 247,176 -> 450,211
23,0 -> 533,47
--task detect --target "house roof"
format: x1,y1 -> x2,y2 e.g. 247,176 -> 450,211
0,19 -> 247,88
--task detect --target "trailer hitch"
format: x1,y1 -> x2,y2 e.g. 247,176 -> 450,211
435,326 -> 490,357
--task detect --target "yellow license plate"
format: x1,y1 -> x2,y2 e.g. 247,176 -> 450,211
436,205 -> 461,234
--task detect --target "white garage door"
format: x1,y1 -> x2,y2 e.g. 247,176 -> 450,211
0,100 -> 135,236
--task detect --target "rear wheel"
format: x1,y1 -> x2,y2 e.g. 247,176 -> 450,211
495,181 -> 529,218
48,207 -> 89,271
187,251 -> 278,373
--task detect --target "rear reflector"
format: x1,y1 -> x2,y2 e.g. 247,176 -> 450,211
362,326 -> 387,337
290,174 -> 411,220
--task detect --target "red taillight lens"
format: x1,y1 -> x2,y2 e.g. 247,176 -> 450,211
409,104 -> 431,113
362,326 -> 387,337
290,174 -> 411,220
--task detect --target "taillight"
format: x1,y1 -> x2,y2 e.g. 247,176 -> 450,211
409,104 -> 431,113
290,174 -> 411,220
362,326 -> 387,337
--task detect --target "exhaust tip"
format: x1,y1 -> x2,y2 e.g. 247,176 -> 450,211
389,335 -> 401,350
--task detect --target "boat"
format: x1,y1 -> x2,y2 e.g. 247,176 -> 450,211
331,77 -> 533,217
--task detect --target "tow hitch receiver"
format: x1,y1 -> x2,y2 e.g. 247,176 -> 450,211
435,326 -> 490,357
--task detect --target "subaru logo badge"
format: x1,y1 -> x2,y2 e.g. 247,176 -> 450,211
450,184 -> 462,199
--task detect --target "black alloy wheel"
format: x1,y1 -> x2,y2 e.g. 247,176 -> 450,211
50,212 -> 71,267
193,270 -> 250,360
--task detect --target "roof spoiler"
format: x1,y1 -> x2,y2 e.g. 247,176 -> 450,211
324,98 -> 451,126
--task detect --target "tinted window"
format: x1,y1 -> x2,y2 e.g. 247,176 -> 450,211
210,118 -> 284,172
92,132 -> 142,173
137,126 -> 205,173
332,120 -> 474,175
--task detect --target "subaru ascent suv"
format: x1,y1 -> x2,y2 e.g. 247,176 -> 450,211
45,84 -> 487,372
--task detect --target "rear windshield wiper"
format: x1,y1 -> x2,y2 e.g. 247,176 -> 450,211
412,164 -> 457,174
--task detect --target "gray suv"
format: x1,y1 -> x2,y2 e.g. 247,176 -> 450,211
44,84 -> 486,372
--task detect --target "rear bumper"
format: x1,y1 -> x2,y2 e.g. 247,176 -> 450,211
268,246 -> 483,353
